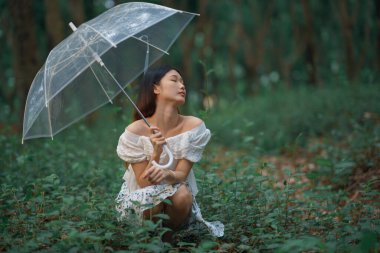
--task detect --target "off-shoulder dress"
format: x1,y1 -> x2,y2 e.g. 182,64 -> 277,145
115,122 -> 224,237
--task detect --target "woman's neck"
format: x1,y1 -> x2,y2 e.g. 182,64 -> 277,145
149,104 -> 180,135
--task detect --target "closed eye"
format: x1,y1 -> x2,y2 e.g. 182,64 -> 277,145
169,75 -> 184,86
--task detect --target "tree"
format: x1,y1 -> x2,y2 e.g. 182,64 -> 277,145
336,0 -> 356,81
375,0 -> 380,72
301,0 -> 318,86
44,0 -> 64,49
7,0 -> 39,127
241,1 -> 274,94
68,0 -> 86,26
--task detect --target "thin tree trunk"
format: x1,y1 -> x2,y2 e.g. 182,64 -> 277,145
242,1 -> 274,95
8,0 -> 40,129
179,0 -> 193,82
178,0 -> 207,106
197,1 -> 214,97
180,32 -> 195,89
228,34 -> 238,97
375,0 -> 380,72
44,0 -> 64,49
227,3 -> 241,97
356,1 -> 372,73
68,0 -> 86,26
0,9 -> 16,113
301,0 -> 318,86
337,0 -> 356,81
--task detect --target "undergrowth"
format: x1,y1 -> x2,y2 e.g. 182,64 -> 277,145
1,84 -> 379,252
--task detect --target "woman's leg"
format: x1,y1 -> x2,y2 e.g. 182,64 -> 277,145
143,202 -> 164,221
165,184 -> 193,230
142,185 -> 192,243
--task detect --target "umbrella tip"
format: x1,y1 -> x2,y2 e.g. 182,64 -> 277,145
69,22 -> 77,32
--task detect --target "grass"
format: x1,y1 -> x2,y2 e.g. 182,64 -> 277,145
1,83 -> 379,252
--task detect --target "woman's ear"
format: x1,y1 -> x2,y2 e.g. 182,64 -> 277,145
153,84 -> 160,95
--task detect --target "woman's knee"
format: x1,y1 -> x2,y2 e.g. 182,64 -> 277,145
170,185 -> 193,208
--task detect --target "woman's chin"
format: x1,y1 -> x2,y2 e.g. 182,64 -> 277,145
162,96 -> 185,106
177,99 -> 186,106
173,97 -> 186,105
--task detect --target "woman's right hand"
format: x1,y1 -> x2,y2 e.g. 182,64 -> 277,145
149,126 -> 166,160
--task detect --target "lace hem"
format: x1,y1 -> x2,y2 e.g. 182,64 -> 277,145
115,183 -> 181,219
189,199 -> 224,237
115,182 -> 224,237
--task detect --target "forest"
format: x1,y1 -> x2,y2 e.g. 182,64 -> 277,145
1,0 -> 379,252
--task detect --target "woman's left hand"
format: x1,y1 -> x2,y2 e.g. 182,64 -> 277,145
142,166 -> 170,185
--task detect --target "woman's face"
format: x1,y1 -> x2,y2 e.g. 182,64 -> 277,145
154,69 -> 186,105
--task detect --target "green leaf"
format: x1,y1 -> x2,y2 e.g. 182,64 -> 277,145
198,240 -> 218,250
162,199 -> 172,205
104,232 -> 113,240
152,213 -> 170,220
177,241 -> 196,247
314,158 -> 333,167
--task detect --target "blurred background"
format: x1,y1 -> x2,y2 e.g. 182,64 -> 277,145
1,0 -> 379,129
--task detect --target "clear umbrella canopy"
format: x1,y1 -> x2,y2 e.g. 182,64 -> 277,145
23,2 -> 197,143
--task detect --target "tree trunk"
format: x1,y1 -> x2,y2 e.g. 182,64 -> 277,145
228,35 -> 238,97
227,5 -> 241,97
44,0 -> 64,49
178,0 -> 207,106
356,1 -> 371,74
178,0 -> 194,79
68,0 -> 86,26
301,0 -> 318,86
242,1 -> 274,95
375,0 -> 380,72
0,9 -> 16,112
197,0 -> 214,98
7,0 -> 40,129
337,0 -> 356,81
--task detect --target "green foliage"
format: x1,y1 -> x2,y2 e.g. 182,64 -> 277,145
1,84 -> 380,252
206,83 -> 380,154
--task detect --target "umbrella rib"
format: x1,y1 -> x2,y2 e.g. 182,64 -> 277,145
165,15 -> 195,52
46,34 -> 103,71
43,51 -> 54,139
46,100 -> 54,140
89,64 -> 113,104
131,36 -> 169,55
102,64 -> 151,127
177,10 -> 200,16
81,23 -> 117,48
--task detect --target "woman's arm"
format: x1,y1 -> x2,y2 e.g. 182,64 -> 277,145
130,157 -> 159,188
142,159 -> 193,185
130,125 -> 166,188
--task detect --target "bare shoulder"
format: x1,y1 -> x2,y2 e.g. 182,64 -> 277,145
126,120 -> 150,136
182,115 -> 204,131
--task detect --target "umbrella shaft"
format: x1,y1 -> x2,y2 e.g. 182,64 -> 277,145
101,64 -> 151,128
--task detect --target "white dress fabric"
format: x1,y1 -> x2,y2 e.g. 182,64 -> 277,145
115,122 -> 224,237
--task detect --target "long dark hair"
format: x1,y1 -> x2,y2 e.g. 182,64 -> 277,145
133,65 -> 180,121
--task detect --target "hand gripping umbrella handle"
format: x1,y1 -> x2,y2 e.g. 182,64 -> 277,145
151,144 -> 174,169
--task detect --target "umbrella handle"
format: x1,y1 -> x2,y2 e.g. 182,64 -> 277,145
151,144 -> 174,169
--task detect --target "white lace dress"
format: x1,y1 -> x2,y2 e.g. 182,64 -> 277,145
115,122 -> 224,237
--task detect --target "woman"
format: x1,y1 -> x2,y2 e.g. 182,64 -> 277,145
115,65 -> 224,239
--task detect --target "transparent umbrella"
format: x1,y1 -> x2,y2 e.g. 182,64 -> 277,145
22,2 -> 198,169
